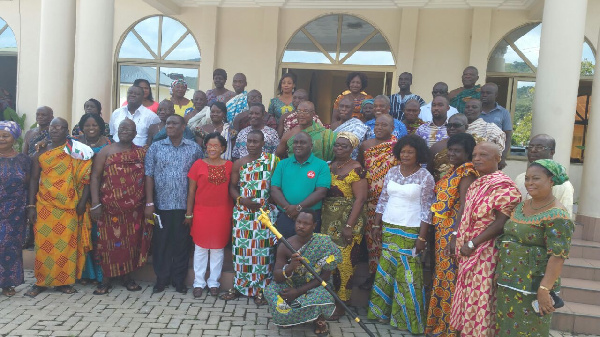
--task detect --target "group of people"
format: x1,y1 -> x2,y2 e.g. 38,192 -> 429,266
0,66 -> 575,337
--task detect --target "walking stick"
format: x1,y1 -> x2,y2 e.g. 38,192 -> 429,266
258,209 -> 375,337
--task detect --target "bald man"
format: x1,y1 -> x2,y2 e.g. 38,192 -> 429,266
480,83 -> 512,169
448,66 -> 481,114
23,106 -> 54,156
277,89 -> 323,136
226,73 -> 249,122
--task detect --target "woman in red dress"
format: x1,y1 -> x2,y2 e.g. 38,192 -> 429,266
186,132 -> 234,298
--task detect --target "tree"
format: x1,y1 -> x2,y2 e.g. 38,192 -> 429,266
581,59 -> 594,76
505,61 -> 533,73
513,111 -> 532,146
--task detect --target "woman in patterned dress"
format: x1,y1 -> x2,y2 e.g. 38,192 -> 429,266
425,133 -> 477,336
0,122 -> 30,297
268,73 -> 296,120
321,132 -> 367,320
495,159 -> 574,336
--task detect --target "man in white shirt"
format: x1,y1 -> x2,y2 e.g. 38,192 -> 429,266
420,82 -> 459,123
514,134 -> 575,218
110,85 -> 160,146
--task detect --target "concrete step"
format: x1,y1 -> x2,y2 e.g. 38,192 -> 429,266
569,239 -> 600,260
560,278 -> 600,306
561,257 -> 600,281
573,222 -> 584,240
574,215 -> 600,243
551,301 -> 600,335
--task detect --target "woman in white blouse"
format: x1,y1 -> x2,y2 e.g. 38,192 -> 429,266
366,134 -> 435,334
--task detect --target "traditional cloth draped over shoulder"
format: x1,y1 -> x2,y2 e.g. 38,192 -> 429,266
449,170 -> 521,337
34,144 -> 93,286
286,122 -> 337,161
264,234 -> 342,327
95,145 -> 152,277
450,85 -> 481,113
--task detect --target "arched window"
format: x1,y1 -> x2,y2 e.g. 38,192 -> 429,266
282,14 -> 394,66
0,17 -> 17,114
115,15 -> 200,107
487,22 -> 595,162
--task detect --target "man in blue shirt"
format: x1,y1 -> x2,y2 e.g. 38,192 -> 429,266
145,115 -> 203,294
271,132 -> 331,238
480,82 -> 512,169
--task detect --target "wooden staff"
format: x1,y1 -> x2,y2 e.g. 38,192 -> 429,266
258,209 -> 375,337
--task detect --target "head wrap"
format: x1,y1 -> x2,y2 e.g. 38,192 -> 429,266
360,99 -> 374,114
532,159 -> 569,186
0,121 -> 21,139
337,131 -> 360,149
171,79 -> 188,89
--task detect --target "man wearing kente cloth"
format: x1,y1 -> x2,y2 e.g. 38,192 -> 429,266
264,209 -> 342,336
448,66 -> 481,114
26,117 -> 94,297
90,119 -> 152,294
276,101 -> 336,161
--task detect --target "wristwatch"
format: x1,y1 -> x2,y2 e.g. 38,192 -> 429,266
467,240 -> 475,249
296,204 -> 303,212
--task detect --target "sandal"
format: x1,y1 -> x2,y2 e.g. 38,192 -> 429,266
24,285 -> 47,298
219,288 -> 239,300
123,279 -> 142,292
193,287 -> 204,298
93,284 -> 113,295
326,306 -> 345,321
209,287 -> 219,297
2,287 -> 16,297
313,318 -> 329,337
56,285 -> 78,294
253,291 -> 268,306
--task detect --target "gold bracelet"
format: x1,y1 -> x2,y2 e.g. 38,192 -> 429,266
417,236 -> 427,242
25,204 -> 36,209
539,285 -> 551,292
236,196 -> 242,205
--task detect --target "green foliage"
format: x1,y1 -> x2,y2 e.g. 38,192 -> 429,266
504,61 -> 533,73
581,59 -> 594,76
513,111 -> 532,146
512,86 -> 535,146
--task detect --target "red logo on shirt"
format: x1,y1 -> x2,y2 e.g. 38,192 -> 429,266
307,171 -> 316,179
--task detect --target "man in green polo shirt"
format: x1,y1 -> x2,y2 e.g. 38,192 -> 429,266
271,132 -> 331,238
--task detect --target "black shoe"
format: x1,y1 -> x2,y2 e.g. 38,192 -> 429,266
175,285 -> 188,294
152,284 -> 166,294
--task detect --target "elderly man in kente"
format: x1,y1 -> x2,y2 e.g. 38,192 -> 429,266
220,130 -> 279,304
331,72 -> 372,122
365,95 -> 408,140
277,101 -> 336,161
332,97 -> 369,160
264,209 -> 343,336
495,159 -> 574,336
356,114 -> 398,290
0,122 -> 30,297
416,96 -> 450,147
146,115 -> 203,294
169,79 -> 194,117
268,73 -> 296,120
89,119 -> 152,295
429,114 -> 473,181
232,103 -> 279,161
367,134 -> 435,334
206,68 -> 236,105
425,133 -> 478,337
225,73 -> 248,122
147,100 -> 196,145
420,82 -> 459,123
514,134 -> 574,218
480,83 -> 511,169
271,132 -> 331,239
320,132 -> 367,320
23,106 -> 53,156
185,90 -> 210,127
278,89 -> 322,136
389,72 -> 426,120
110,86 -> 160,146
25,117 -> 95,297
449,142 -> 521,337
463,98 -> 506,153
448,66 -> 481,114
402,99 -> 425,135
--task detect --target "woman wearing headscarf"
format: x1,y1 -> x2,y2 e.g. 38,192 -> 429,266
0,121 -> 31,296
320,132 -> 368,320
169,79 -> 194,117
495,159 -> 574,336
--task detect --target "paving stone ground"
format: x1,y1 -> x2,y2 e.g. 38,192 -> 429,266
0,271 -> 597,337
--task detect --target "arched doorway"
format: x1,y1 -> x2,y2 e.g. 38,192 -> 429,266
280,14 -> 396,123
0,17 -> 17,121
114,15 -> 201,109
486,22 -> 595,162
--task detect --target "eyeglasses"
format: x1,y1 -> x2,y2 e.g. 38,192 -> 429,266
525,145 -> 552,151
206,144 -> 222,150
296,109 -> 314,114
446,123 -> 464,129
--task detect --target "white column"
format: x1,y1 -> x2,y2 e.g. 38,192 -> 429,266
72,0 -> 115,125
37,0 -> 76,120
575,28 -> 600,218
259,7 -> 280,98
198,6 -> 218,91
531,0 -> 588,169
395,8 -> 418,92
469,8 -> 492,81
